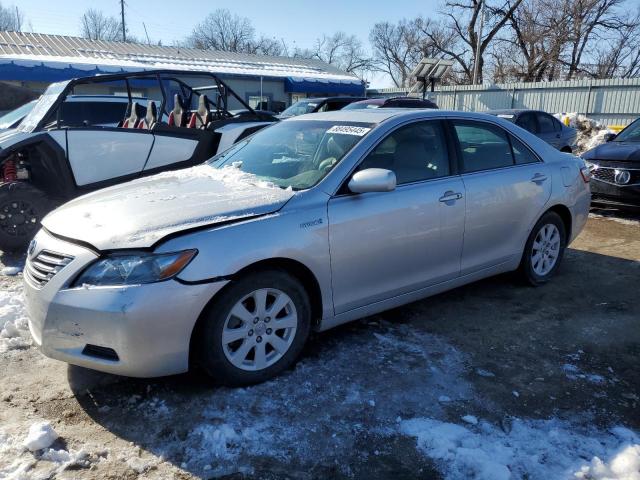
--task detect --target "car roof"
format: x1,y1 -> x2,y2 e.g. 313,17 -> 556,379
486,109 -> 544,116
289,109 -> 502,125
350,98 -> 385,105
297,96 -> 364,102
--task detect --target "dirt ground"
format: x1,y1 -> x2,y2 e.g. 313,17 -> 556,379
0,209 -> 638,479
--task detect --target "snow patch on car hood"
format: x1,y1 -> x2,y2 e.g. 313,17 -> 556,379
42,165 -> 295,250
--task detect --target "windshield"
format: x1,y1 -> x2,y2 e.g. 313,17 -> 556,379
0,100 -> 37,129
209,120 -> 374,190
614,120 -> 640,142
17,81 -> 69,132
280,100 -> 320,117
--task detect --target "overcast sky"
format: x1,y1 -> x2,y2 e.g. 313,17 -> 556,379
16,0 -> 441,87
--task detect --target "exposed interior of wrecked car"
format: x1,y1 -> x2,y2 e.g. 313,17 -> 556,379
210,120 -> 374,190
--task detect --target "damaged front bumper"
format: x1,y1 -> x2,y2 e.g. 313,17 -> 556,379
23,229 -> 227,377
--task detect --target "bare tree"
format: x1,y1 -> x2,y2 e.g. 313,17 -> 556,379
590,8 -> 640,78
187,9 -> 255,52
429,0 -> 524,84
301,32 -> 374,79
561,0 -> 628,79
80,8 -> 123,42
187,9 -> 288,56
0,2 -> 24,31
369,20 -> 424,87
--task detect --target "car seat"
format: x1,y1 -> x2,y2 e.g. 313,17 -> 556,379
138,100 -> 157,129
188,94 -> 212,129
122,102 -> 143,128
168,94 -> 187,127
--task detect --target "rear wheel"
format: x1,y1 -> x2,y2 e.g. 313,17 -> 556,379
519,211 -> 567,286
0,183 -> 55,252
197,270 -> 311,385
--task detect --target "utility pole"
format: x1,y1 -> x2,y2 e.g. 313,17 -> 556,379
143,22 -> 150,45
15,6 -> 21,31
472,0 -> 486,85
120,0 -> 126,42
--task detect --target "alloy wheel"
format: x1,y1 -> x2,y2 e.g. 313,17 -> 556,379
531,223 -> 561,276
222,288 -> 298,371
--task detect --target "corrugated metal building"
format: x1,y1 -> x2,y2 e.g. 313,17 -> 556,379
369,78 -> 640,126
0,31 -> 364,112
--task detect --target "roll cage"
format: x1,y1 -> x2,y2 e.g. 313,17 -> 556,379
22,69 -> 273,133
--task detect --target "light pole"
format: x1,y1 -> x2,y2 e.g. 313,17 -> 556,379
472,0 -> 486,85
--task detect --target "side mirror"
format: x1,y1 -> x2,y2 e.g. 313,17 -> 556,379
604,132 -> 616,142
348,168 -> 396,194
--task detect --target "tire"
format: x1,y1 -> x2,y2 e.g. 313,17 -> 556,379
519,211 -> 567,286
0,183 -> 56,252
197,270 -> 311,386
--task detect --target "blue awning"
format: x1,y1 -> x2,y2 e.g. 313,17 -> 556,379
0,59 -> 143,82
284,76 -> 365,95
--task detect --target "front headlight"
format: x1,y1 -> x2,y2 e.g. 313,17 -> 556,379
73,250 -> 197,287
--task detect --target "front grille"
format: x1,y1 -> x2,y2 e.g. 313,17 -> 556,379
592,167 -> 616,183
591,166 -> 640,186
25,250 -> 74,288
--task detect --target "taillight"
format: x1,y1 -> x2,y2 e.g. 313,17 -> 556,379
579,165 -> 590,183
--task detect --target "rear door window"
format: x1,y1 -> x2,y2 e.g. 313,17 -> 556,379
453,121 -> 514,173
536,113 -> 556,134
516,112 -> 538,133
510,135 -> 539,165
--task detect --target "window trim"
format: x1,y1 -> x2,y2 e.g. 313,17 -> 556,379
333,118 -> 458,196
448,118 -> 542,175
508,132 -> 542,166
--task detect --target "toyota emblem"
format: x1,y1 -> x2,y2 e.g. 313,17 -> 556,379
614,169 -> 631,185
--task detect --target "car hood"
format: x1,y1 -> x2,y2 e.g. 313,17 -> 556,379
583,141 -> 640,162
42,165 -> 295,251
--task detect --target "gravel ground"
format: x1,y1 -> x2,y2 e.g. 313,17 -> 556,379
0,211 -> 639,479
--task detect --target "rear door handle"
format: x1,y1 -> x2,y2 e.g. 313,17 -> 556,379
439,191 -> 463,202
531,173 -> 548,183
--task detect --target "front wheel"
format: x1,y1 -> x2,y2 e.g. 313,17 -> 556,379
197,270 -> 311,386
0,183 -> 55,252
519,211 -> 567,286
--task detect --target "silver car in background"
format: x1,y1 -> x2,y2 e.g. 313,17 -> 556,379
23,109 -> 591,385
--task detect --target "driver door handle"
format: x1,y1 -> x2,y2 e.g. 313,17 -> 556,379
439,191 -> 463,202
531,173 -> 548,184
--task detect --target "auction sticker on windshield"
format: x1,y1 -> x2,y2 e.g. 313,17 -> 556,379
327,125 -> 372,136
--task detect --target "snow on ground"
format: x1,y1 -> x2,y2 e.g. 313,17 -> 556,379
0,280 -> 639,479
555,113 -> 614,155
0,425 -> 93,480
0,281 -> 30,352
589,212 -> 640,227
401,418 -> 640,480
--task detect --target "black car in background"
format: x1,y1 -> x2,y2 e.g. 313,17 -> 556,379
343,96 -> 438,110
582,118 -> 640,208
486,109 -> 577,152
278,96 -> 366,118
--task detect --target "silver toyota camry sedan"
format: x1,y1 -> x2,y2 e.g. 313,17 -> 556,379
23,109 -> 591,385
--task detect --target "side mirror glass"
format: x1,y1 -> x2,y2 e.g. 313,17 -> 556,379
604,132 -> 616,142
348,168 -> 396,194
